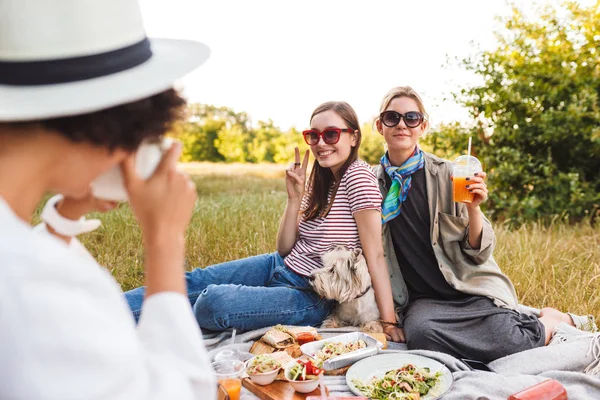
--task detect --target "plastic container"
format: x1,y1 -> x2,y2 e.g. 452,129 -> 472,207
246,368 -> 278,386
451,155 -> 482,203
297,331 -> 317,346
245,355 -> 280,386
284,362 -> 320,393
300,332 -> 383,371
212,360 -> 245,400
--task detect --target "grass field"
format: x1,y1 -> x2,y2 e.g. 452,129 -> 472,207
36,162 -> 600,321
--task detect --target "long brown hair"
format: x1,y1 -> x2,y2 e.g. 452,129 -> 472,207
303,101 -> 362,221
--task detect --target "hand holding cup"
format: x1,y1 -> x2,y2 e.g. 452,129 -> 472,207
451,155 -> 487,208
463,170 -> 488,209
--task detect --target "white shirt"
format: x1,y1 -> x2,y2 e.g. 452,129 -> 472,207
0,197 -> 216,400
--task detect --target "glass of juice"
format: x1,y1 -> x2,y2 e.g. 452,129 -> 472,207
452,155 -> 482,203
212,360 -> 244,400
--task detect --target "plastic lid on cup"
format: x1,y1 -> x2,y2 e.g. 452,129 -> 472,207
452,155 -> 482,176
211,359 -> 245,376
452,155 -> 482,169
213,349 -> 239,362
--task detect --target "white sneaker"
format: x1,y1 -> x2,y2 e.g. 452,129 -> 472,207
568,313 -> 598,333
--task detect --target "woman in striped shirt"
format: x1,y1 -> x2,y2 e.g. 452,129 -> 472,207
126,101 -> 403,340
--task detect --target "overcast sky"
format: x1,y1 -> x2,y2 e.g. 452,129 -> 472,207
140,0 -> 583,130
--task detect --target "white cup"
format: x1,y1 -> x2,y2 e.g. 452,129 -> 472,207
91,138 -> 174,201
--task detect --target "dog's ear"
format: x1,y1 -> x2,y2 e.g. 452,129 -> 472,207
349,259 -> 358,271
353,248 -> 363,259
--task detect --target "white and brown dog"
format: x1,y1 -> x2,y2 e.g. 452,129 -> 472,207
309,246 -> 382,333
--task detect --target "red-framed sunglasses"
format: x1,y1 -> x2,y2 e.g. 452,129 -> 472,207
302,127 -> 353,146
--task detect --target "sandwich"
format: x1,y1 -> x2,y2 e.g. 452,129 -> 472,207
261,328 -> 295,348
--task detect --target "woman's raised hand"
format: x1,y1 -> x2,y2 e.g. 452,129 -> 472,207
285,147 -> 309,201
122,141 -> 197,242
121,141 -> 196,296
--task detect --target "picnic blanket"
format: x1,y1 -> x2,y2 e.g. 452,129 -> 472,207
204,326 -> 600,400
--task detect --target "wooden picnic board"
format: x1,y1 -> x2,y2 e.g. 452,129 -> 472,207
243,328 -> 387,399
242,378 -> 328,400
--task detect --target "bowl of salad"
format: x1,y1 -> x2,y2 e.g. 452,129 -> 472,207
284,359 -> 322,393
245,355 -> 281,386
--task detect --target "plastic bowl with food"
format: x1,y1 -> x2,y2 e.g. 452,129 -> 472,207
245,355 -> 281,386
284,360 -> 321,393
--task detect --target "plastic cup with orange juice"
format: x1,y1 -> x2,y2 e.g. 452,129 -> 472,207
452,155 -> 482,204
212,360 -> 244,400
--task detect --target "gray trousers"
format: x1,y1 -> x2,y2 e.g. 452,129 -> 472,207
402,296 -> 545,363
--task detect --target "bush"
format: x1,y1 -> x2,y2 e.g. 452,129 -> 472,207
424,1 -> 600,226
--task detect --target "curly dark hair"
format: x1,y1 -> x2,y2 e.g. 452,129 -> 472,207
3,89 -> 185,151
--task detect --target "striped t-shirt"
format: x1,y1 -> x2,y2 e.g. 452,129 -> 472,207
284,160 -> 382,276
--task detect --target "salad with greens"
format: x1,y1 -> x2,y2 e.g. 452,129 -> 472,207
352,363 -> 442,400
287,360 -> 323,381
246,354 -> 281,375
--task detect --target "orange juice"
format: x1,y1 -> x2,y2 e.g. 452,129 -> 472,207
452,155 -> 481,203
453,176 -> 474,203
218,378 -> 241,400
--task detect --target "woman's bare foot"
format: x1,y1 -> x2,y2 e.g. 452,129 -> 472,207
539,307 -> 574,344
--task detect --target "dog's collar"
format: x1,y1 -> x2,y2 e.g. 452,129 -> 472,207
352,285 -> 372,301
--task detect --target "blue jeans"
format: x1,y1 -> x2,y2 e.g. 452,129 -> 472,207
124,252 -> 333,331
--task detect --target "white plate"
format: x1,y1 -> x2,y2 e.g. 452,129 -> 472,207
346,353 -> 453,399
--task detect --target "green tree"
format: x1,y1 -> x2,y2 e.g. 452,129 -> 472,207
246,120 -> 281,163
426,1 -> 600,225
215,124 -> 248,162
273,127 -> 306,164
359,121 -> 386,165
176,104 -> 250,162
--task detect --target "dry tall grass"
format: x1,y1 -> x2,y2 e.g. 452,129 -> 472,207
35,165 -> 599,320
495,223 -> 599,318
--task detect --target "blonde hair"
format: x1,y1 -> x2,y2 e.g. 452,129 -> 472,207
377,86 -> 430,131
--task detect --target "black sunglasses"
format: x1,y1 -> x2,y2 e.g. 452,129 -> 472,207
302,127 -> 352,145
380,110 -> 424,128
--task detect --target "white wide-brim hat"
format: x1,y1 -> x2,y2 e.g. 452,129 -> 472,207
0,0 -> 210,121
